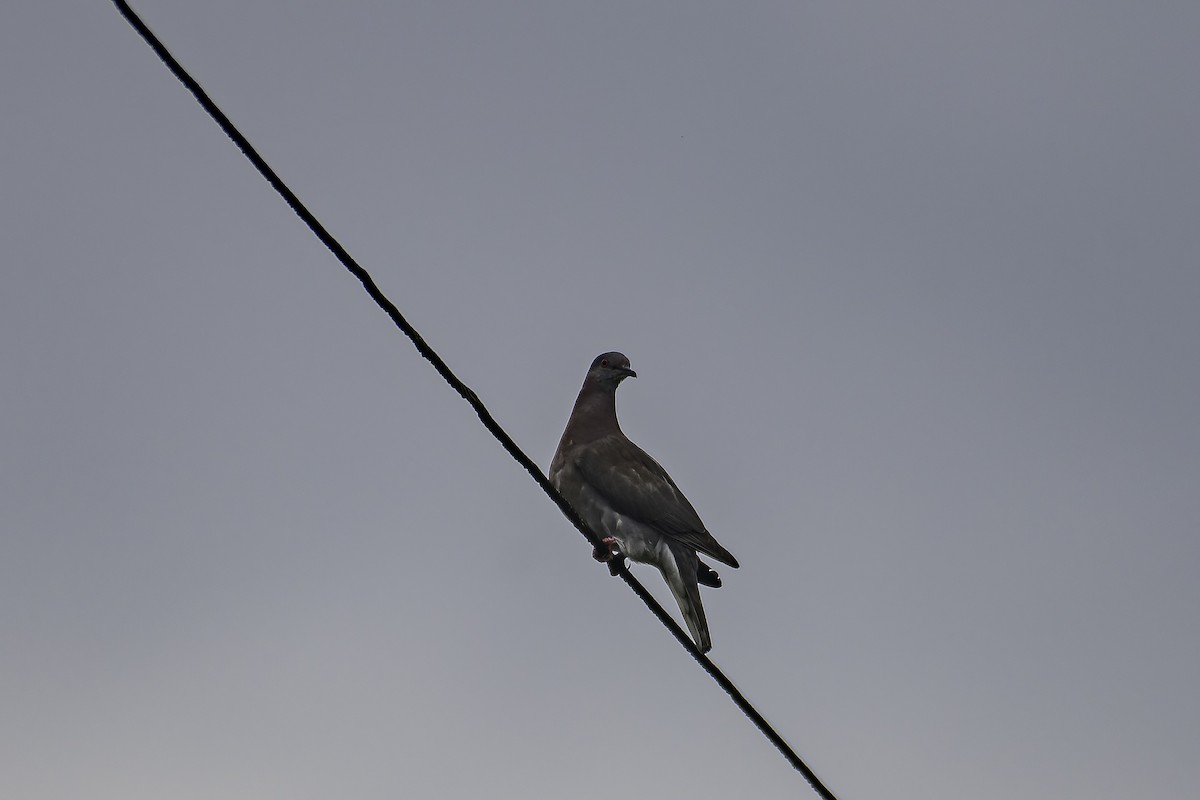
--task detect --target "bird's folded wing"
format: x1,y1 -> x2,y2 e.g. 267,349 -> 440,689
575,435 -> 739,568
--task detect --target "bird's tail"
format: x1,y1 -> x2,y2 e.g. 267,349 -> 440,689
663,542 -> 712,653
696,560 -> 722,588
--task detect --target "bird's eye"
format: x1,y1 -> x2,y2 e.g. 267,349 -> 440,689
601,359 -> 609,367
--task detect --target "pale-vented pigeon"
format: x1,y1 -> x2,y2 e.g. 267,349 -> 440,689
550,352 -> 738,653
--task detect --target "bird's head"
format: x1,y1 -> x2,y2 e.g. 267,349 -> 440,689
587,351 -> 637,389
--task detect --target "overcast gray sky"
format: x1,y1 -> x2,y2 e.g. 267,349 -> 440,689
3,3 -> 1198,798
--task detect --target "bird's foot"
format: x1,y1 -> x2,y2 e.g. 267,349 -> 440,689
592,537 -> 625,576
591,536 -> 618,562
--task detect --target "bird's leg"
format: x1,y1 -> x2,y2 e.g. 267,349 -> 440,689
592,536 -> 628,575
592,536 -> 619,563
591,537 -> 627,577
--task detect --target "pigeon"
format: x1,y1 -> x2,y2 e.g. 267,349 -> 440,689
550,352 -> 738,653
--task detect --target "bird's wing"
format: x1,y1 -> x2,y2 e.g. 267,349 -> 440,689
575,434 -> 739,568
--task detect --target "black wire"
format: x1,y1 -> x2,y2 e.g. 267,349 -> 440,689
110,3 -> 839,797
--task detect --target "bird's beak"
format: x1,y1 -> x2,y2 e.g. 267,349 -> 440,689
619,367 -> 637,379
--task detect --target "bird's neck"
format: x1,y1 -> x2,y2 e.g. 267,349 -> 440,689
563,383 -> 622,444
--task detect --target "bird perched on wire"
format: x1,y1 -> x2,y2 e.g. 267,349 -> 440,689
550,352 -> 739,653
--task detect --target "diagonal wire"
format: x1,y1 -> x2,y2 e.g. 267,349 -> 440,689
109,3 -> 839,797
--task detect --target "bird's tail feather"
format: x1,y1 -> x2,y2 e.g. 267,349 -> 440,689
696,560 -> 722,588
663,542 -> 711,653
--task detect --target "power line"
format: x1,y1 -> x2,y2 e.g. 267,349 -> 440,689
110,3 -> 839,797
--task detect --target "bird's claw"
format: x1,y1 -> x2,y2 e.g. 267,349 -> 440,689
592,537 -> 624,575
591,536 -> 618,562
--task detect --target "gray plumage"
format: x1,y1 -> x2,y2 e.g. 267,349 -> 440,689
550,352 -> 738,653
